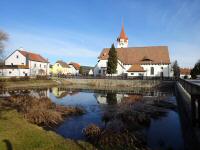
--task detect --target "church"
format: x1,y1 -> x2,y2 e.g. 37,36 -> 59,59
94,24 -> 173,78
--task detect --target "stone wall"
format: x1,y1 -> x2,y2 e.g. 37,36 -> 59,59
63,78 -> 161,88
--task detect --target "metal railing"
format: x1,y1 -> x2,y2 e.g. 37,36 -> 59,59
178,78 -> 200,95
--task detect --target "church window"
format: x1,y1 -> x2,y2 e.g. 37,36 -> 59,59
151,67 -> 154,75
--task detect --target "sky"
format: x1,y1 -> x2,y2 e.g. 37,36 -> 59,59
0,0 -> 200,67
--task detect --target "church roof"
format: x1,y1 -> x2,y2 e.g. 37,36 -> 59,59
117,23 -> 128,41
98,46 -> 170,64
127,64 -> 145,72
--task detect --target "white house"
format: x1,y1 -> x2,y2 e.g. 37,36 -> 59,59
94,24 -> 173,77
68,62 -> 80,75
180,68 -> 191,79
0,48 -> 49,77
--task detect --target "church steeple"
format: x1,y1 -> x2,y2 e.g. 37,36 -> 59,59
117,22 -> 128,48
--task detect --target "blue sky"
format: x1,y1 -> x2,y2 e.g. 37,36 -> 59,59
0,0 -> 200,67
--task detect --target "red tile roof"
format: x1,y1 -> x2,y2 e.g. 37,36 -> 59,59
180,68 -> 191,75
127,64 -> 145,72
19,50 -> 48,63
99,46 -> 170,65
117,23 -> 128,41
69,62 -> 80,70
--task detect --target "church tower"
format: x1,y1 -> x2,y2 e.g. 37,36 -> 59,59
117,23 -> 128,48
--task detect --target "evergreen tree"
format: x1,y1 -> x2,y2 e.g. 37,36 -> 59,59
172,60 -> 180,79
191,60 -> 200,79
107,44 -> 117,75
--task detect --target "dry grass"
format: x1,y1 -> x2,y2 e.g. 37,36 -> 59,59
2,95 -> 85,127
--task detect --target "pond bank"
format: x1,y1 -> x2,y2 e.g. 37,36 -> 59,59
1,78 -> 165,90
63,78 -> 161,88
0,100 -> 95,150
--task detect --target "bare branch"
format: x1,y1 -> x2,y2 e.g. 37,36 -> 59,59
0,30 -> 8,61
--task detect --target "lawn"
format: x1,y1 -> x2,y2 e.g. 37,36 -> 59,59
0,109 -> 95,150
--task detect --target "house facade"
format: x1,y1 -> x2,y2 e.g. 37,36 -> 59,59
50,60 -> 71,75
68,62 -> 80,75
94,24 -> 173,77
0,48 -> 49,77
180,68 -> 191,79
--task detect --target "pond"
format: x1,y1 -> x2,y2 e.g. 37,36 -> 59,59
0,85 -> 187,150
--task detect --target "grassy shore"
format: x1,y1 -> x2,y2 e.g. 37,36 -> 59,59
0,108 -> 95,150
2,79 -> 58,89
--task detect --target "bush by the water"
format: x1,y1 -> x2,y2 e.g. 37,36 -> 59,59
83,124 -> 148,150
3,96 -> 85,127
82,124 -> 101,142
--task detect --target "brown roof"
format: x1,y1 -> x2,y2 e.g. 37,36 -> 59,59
56,60 -> 70,68
69,62 -> 80,70
127,64 -> 145,72
117,23 -> 128,41
180,68 -> 191,75
19,50 -> 48,63
99,46 -> 170,64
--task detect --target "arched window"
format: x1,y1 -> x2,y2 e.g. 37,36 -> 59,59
151,67 -> 154,75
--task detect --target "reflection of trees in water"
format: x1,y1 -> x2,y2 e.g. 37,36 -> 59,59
106,93 -> 117,105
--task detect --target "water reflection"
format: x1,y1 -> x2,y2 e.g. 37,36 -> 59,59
0,87 -> 186,150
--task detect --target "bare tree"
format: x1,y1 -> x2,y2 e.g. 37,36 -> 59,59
0,30 -> 8,62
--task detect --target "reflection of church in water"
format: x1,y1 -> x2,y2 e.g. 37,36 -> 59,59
94,90 -> 172,104
94,93 -> 143,104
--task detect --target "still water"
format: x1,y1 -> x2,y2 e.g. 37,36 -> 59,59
1,87 -> 185,150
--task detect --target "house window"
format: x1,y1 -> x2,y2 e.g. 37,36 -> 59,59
57,64 -> 59,67
151,67 -> 154,75
99,70 -> 101,74
34,64 -> 36,67
11,63 -> 13,66
9,71 -> 11,74
44,65 -> 46,68
16,55 -> 19,58
40,64 -> 41,68
161,67 -> 163,69
131,73 -> 134,75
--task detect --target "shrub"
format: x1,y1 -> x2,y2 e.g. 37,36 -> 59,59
82,124 -> 101,142
36,75 -> 49,80
10,76 -> 17,82
19,76 -> 30,81
6,96 -> 84,127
